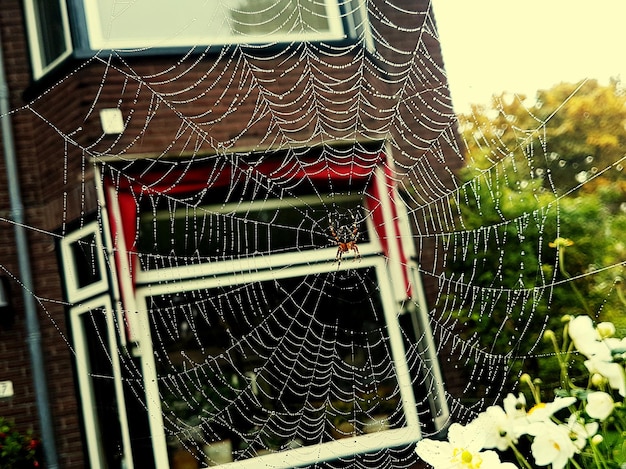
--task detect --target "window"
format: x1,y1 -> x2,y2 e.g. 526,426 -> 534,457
126,182 -> 429,467
83,0 -> 347,50
23,0 -> 72,79
24,0 -> 370,78
118,155 -> 446,466
61,223 -> 153,469
60,145 -> 448,468
137,194 -> 368,273
70,298 -> 127,468
135,259 -> 423,468
59,222 -> 108,302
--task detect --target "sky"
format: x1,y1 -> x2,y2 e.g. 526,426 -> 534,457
430,0 -> 626,112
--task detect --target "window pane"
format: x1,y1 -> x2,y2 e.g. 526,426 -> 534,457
79,308 -> 124,468
31,0 -> 70,67
138,198 -> 367,270
231,0 -> 333,36
69,232 -> 102,289
148,268 -> 405,464
85,0 -> 344,50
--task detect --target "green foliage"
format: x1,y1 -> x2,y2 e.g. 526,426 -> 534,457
0,418 -> 41,469
445,79 -> 626,396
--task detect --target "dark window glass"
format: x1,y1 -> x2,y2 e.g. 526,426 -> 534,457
80,309 -> 124,468
69,232 -> 102,289
149,268 -> 404,464
32,0 -> 69,67
138,198 -> 368,269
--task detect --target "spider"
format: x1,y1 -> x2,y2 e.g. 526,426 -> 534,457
329,215 -> 361,265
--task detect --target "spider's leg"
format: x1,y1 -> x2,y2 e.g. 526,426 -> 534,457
334,246 -> 342,263
329,223 -> 339,242
353,244 -> 360,261
348,210 -> 359,239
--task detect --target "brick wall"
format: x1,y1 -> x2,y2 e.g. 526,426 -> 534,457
0,0 -> 86,466
0,0 -> 463,466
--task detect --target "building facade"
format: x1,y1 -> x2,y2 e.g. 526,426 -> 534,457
0,1 -> 463,467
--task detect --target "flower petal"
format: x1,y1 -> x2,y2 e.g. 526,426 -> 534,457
586,391 -> 614,420
415,438 -> 452,467
585,359 -> 626,397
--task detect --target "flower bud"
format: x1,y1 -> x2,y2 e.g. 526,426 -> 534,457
549,237 -> 574,248
596,322 -> 615,339
591,434 -> 603,446
543,330 -> 556,342
561,314 -> 573,323
520,374 -> 533,386
591,373 -> 606,387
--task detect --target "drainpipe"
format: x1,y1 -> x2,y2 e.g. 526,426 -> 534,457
0,35 -> 59,469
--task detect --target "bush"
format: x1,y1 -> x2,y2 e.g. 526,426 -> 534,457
0,417 -> 41,469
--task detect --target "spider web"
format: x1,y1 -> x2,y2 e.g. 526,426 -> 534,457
1,1 -> 624,468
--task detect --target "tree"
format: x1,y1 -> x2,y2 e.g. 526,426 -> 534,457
460,79 -> 626,195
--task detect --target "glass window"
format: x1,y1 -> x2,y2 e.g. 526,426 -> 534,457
138,262 -> 421,468
68,231 -> 101,289
83,0 -> 345,50
70,299 -> 127,468
59,222 -> 109,302
23,0 -> 72,79
138,195 -> 368,270
24,0 -> 370,78
95,145 -> 446,467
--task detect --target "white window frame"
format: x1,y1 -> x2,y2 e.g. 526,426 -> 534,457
23,0 -> 73,79
134,257 -> 422,469
82,0 -> 346,51
23,0 -> 373,78
59,221 -> 109,303
95,152 -> 449,467
69,296 -> 134,469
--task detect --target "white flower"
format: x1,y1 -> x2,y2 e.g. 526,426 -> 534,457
568,315 -> 626,397
528,421 -> 577,469
476,394 -> 529,451
585,357 -> 626,397
568,316 -> 610,359
502,392 -> 527,418
526,396 -> 576,422
564,413 -> 598,451
415,421 -> 518,469
585,391 -> 614,420
568,316 -> 617,358
475,407 -> 514,452
568,315 -> 599,358
604,336 -> 626,363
